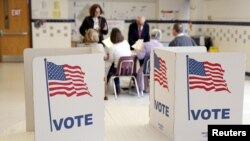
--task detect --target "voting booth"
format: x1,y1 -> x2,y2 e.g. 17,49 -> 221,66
149,47 -> 246,141
24,48 -> 102,131
24,48 -> 104,141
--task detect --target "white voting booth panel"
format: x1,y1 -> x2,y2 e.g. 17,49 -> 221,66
33,54 -> 104,141
24,48 -> 101,132
149,47 -> 246,141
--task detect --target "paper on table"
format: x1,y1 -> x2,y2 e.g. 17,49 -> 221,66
132,39 -> 144,50
102,37 -> 113,48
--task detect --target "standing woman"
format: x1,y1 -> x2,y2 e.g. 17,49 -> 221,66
79,4 -> 108,43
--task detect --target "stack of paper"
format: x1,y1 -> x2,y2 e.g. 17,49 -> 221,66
102,37 -> 113,48
132,39 -> 144,50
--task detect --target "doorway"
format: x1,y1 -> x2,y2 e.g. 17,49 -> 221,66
0,0 -> 31,62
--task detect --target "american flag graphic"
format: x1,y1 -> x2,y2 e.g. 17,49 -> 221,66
46,61 -> 92,97
154,52 -> 169,91
188,58 -> 231,93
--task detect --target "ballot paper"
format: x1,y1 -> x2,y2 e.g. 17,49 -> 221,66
102,37 -> 113,48
132,39 -> 144,50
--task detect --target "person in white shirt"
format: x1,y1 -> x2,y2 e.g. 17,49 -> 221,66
107,28 -> 131,94
82,28 -> 110,100
82,28 -> 107,59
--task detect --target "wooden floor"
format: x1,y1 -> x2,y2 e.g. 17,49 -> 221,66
0,63 -> 250,141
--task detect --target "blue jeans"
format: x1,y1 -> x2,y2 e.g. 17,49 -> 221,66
107,63 -> 120,90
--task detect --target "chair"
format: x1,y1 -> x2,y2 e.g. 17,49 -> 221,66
143,56 -> 150,76
110,55 -> 140,99
141,56 -> 150,96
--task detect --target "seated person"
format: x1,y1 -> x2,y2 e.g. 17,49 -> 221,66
169,23 -> 197,47
107,28 -> 131,94
135,29 -> 163,94
83,28 -> 107,59
83,29 -> 109,100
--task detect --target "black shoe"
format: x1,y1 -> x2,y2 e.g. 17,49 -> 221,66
116,88 -> 121,94
121,88 -> 129,91
104,96 -> 108,100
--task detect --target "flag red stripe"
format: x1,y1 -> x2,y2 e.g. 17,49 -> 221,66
155,78 -> 169,89
154,74 -> 168,84
69,79 -> 84,82
154,71 -> 167,78
155,69 -> 166,75
205,71 -> 224,76
206,74 -> 224,79
49,86 -> 88,91
154,78 -> 168,85
190,85 -> 230,93
213,83 -> 228,87
50,91 -> 76,97
215,88 -> 231,93
162,85 -> 168,88
77,92 -> 92,97
63,64 -> 82,70
49,81 -> 87,87
189,76 -> 210,81
190,82 -> 228,88
189,77 -> 226,83
189,74 -> 224,81
64,70 -> 84,75
204,61 -> 224,68
190,85 -> 215,91
49,88 -> 88,94
205,67 -> 224,73
50,91 -> 91,97
154,79 -> 168,88
189,81 -> 213,85
190,78 -> 226,83
49,82 -> 72,85
154,76 -> 168,83
65,74 -> 84,79
204,63 -> 224,69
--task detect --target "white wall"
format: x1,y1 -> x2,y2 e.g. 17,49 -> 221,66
190,0 -> 250,21
189,0 -> 207,20
31,0 -> 71,48
158,0 -> 190,20
206,0 -> 250,21
190,0 -> 250,72
32,0 -> 69,19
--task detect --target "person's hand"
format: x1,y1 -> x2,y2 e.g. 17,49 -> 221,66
104,52 -> 109,60
134,44 -> 144,52
107,53 -> 109,59
103,23 -> 108,31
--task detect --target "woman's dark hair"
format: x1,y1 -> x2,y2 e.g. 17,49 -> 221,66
89,4 -> 103,17
110,28 -> 124,44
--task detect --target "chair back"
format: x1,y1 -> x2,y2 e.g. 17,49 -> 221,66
143,56 -> 150,74
116,56 -> 136,76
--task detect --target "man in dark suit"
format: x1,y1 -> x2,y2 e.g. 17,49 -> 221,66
169,23 -> 197,47
128,16 -> 150,50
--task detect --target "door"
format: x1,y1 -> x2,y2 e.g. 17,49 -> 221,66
0,0 -> 31,62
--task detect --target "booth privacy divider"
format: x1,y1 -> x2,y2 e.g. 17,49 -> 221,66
149,47 -> 246,141
24,48 -> 104,141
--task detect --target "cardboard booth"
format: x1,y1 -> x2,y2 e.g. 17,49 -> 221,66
149,47 -> 246,141
24,48 -> 105,141
24,48 -> 100,131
